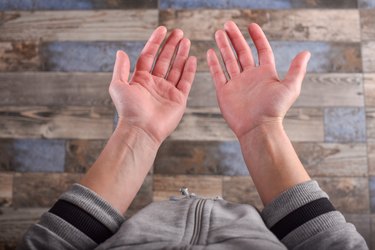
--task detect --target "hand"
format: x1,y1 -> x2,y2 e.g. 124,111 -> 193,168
207,21 -> 310,139
109,27 -> 197,145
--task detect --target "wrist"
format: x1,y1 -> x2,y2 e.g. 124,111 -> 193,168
238,119 -> 285,145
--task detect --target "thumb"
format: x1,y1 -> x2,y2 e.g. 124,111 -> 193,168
111,50 -> 130,83
283,51 -> 311,93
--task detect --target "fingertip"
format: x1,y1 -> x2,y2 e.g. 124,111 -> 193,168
156,26 -> 167,34
173,28 -> 184,37
224,20 -> 236,29
215,29 -> 223,39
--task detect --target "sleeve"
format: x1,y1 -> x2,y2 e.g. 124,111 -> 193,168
18,184 -> 125,250
261,180 -> 368,250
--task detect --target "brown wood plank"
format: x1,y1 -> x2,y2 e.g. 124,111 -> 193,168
366,107 -> 375,142
0,10 -> 158,41
360,9 -> 375,41
316,177 -> 369,213
160,9 -> 360,42
0,72 -> 112,106
367,143 -> 375,176
12,173 -> 82,208
363,42 -> 375,73
364,74 -> 375,106
0,41 -> 40,72
153,175 -> 222,201
222,176 -> 263,210
171,108 -> 323,142
0,173 -> 12,207
293,143 -> 368,177
0,106 -> 114,139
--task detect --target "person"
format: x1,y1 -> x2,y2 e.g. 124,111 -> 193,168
19,21 -> 368,250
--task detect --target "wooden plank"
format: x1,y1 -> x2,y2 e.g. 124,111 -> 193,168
155,140 -> 248,176
0,173 -> 12,207
367,143 -> 375,175
153,175 -> 223,201
160,0 -> 358,9
160,9 -> 360,42
190,73 -> 364,108
366,107 -> 375,142
0,10 -> 158,41
360,9 -> 375,41
364,74 -> 375,106
371,215 -> 375,250
371,177 -> 375,213
171,108 -> 323,142
0,106 -> 114,139
0,41 -> 40,72
222,176 -> 263,211
13,173 -> 82,208
359,0 -> 375,8
191,41 -> 362,73
41,41 -> 144,72
316,177 -> 369,213
324,107 -> 366,143
293,142 -> 368,177
0,72 -> 112,106
363,42 -> 375,73
0,0 -> 157,10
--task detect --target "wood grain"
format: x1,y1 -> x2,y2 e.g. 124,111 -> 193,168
367,143 -> 375,175
360,9 -> 375,41
170,108 -> 323,142
293,142 -> 367,177
222,176 -> 263,210
0,10 -> 158,41
316,177 -> 369,213
0,72 -> 112,106
0,173 -> 12,207
160,9 -> 360,42
153,175 -> 222,201
13,173 -> 82,208
363,42 -> 375,73
0,41 -> 40,72
0,106 -> 114,139
366,107 -> 375,142
364,74 -> 375,106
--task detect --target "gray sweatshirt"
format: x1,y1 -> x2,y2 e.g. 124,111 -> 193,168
18,180 -> 368,250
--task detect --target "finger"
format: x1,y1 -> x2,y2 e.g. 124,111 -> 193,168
167,38 -> 191,85
248,23 -> 275,66
207,49 -> 227,88
215,29 -> 241,78
224,20 -> 255,69
283,51 -> 311,93
135,26 -> 167,72
176,56 -> 197,95
111,50 -> 130,83
152,29 -> 184,78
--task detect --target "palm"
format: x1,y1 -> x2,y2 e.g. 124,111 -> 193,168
109,27 -> 196,144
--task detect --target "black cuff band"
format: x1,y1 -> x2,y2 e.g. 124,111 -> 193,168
270,197 -> 336,240
49,199 -> 113,244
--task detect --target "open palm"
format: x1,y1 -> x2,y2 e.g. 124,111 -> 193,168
110,27 -> 196,144
207,22 -> 310,139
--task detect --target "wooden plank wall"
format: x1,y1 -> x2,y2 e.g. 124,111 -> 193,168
0,0 -> 374,249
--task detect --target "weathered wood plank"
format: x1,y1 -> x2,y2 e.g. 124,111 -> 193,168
371,177 -> 375,213
153,175 -> 222,201
360,10 -> 375,41
190,73 -> 364,108
324,107 -> 366,143
293,143 -> 368,177
316,177 -> 369,213
160,0 -> 358,9
41,41 -> 144,72
0,139 -> 65,172
0,0 -> 157,10
366,108 -> 375,142
0,72 -> 112,106
160,9 -> 360,42
0,10 -> 158,41
0,41 -> 40,72
367,143 -> 375,175
359,0 -> 375,8
364,74 -> 375,106
0,106 -> 114,139
363,42 -> 375,73
0,173 -> 12,207
170,108 -> 323,142
155,140 -> 248,176
191,41 -> 361,73
13,173 -> 82,208
222,176 -> 263,210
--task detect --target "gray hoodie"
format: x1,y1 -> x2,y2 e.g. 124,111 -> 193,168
18,180 -> 368,250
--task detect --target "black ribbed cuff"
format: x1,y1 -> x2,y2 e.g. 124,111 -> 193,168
270,197 -> 336,240
49,199 -> 113,244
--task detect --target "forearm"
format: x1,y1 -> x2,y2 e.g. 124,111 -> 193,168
80,120 -> 160,214
238,122 -> 310,206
